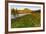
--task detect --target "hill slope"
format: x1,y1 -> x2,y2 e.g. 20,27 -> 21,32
11,12 -> 41,28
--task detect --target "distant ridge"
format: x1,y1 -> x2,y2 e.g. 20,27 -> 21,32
16,8 -> 32,14
11,8 -> 40,14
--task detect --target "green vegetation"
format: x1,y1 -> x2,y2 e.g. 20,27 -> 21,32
11,11 -> 41,28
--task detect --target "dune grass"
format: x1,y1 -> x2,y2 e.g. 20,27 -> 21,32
11,12 -> 41,28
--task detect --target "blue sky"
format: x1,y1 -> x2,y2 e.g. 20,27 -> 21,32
10,5 -> 41,10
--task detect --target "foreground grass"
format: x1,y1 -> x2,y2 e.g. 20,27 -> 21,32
11,12 -> 41,28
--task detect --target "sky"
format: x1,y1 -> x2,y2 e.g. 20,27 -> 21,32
10,5 -> 41,11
